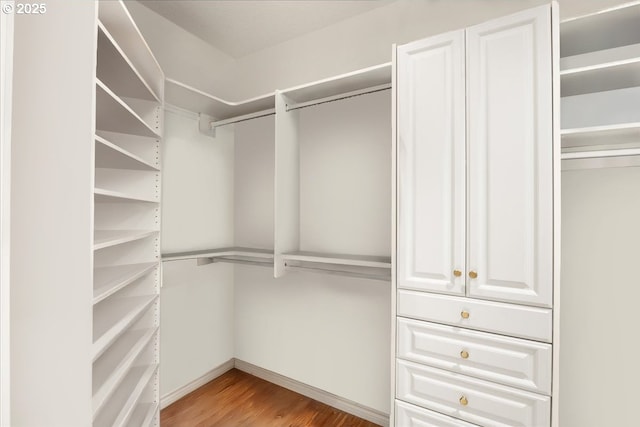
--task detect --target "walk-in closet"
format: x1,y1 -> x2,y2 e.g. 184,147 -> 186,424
2,1 -> 638,426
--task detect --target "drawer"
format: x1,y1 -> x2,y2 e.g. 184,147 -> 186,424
396,400 -> 479,426
397,317 -> 552,394
397,360 -> 550,427
398,290 -> 552,342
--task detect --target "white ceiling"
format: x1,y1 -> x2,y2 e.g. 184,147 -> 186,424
137,0 -> 393,58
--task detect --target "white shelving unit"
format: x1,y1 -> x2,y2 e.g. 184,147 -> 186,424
92,1 -> 163,426
162,63 -> 392,281
274,64 -> 392,280
560,2 -> 640,170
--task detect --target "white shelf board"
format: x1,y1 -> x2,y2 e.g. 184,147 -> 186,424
95,135 -> 159,171
98,0 -> 164,100
561,122 -> 640,148
126,402 -> 158,427
165,78 -> 275,119
281,251 -> 391,269
94,262 -> 158,305
94,188 -> 159,204
93,295 -> 157,361
562,153 -> 640,170
281,62 -> 392,106
96,79 -> 160,138
162,246 -> 273,261
94,364 -> 158,427
94,230 -> 157,251
97,23 -> 160,103
93,327 -> 158,418
560,56 -> 640,96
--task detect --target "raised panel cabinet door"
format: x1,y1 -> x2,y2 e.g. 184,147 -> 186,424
466,5 -> 554,307
397,30 -> 466,296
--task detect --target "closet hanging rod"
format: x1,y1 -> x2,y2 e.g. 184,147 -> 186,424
210,108 -> 276,129
284,264 -> 391,282
561,147 -> 640,160
285,83 -> 391,112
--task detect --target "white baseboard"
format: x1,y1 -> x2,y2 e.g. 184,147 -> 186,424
160,358 -> 235,409
234,359 -> 390,427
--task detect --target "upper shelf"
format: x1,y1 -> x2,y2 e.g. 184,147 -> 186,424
96,79 -> 161,138
165,79 -> 275,120
98,0 -> 164,101
165,62 -> 392,122
97,23 -> 160,103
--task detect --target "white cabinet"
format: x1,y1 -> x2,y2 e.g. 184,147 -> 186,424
397,30 -> 466,296
395,4 -> 557,427
466,7 -> 553,307
397,5 -> 553,308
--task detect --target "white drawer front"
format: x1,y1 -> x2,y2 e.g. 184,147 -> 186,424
397,318 -> 552,394
397,360 -> 551,427
397,290 -> 552,342
396,400 -> 479,426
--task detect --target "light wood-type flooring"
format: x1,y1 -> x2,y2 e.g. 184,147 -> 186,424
161,368 -> 381,427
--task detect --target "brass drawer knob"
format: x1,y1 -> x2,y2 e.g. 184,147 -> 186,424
460,350 -> 469,359
453,269 -> 462,277
460,310 -> 470,319
459,396 -> 468,406
469,271 -> 478,279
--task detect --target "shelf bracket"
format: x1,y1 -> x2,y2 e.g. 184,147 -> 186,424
198,113 -> 216,138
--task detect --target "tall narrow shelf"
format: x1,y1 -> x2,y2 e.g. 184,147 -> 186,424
274,64 -> 393,281
93,1 -> 163,425
560,2 -> 640,170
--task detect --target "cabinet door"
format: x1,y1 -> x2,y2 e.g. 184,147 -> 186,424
466,5 -> 553,307
397,30 -> 466,296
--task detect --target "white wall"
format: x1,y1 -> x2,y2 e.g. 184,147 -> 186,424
561,167 -> 640,427
10,1 -> 96,425
159,109 -> 235,397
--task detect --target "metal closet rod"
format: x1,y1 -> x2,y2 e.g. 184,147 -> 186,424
210,83 -> 392,129
285,83 -> 391,112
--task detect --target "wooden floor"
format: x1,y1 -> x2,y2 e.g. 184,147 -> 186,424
161,368 -> 381,427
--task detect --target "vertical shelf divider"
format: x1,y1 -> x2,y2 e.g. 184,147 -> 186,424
274,91 -> 300,278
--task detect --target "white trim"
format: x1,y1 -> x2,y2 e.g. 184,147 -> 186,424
159,359 -> 235,409
234,359 -> 390,427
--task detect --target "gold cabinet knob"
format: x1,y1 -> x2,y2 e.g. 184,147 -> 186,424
469,271 -> 478,279
459,396 -> 468,406
460,310 -> 470,319
453,269 -> 462,277
460,350 -> 469,359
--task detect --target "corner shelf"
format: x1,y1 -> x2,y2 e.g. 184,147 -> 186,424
94,230 -> 157,251
93,295 -> 157,361
97,22 -> 160,103
93,363 -> 158,427
96,79 -> 160,138
282,251 -> 391,281
93,262 -> 158,305
95,135 -> 159,171
165,78 -> 275,120
126,402 -> 158,427
162,247 -> 273,267
93,327 -> 158,418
